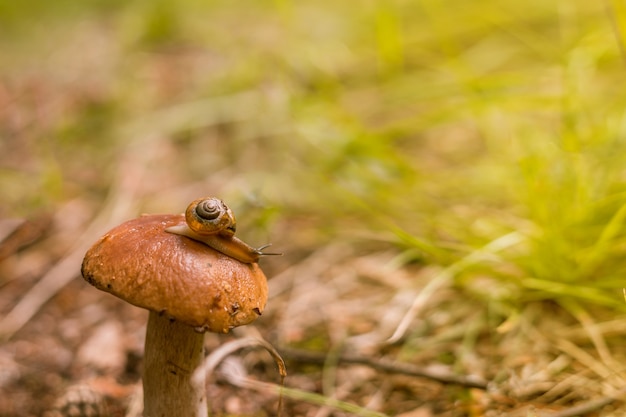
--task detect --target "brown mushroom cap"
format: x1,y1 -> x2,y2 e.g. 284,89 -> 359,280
81,214 -> 268,333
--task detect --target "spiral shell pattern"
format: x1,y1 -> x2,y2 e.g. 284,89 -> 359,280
185,197 -> 236,237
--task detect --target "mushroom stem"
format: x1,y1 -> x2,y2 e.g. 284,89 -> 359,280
143,311 -> 207,417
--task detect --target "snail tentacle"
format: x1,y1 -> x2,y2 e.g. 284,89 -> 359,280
253,243 -> 282,257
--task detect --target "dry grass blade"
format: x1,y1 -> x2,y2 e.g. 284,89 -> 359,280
554,338 -> 616,381
0,217 -> 49,263
559,300 -> 622,377
536,388 -> 626,417
387,231 -> 524,344
0,247 -> 87,340
222,373 -> 390,417
194,336 -> 287,387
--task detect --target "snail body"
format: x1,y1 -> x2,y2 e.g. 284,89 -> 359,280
165,197 -> 279,264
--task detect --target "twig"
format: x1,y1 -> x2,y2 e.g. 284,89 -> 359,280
280,347 -> 488,389
538,390 -> 624,417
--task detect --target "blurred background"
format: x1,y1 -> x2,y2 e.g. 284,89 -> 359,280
2,0 -> 626,416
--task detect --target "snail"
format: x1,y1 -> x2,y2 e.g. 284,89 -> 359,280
165,197 -> 281,264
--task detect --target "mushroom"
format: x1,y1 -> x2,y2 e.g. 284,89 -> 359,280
81,199 -> 270,417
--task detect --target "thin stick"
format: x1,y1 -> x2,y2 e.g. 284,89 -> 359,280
538,391 -> 624,417
280,347 -> 488,389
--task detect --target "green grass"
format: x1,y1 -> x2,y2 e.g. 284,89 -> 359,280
254,0 -> 626,315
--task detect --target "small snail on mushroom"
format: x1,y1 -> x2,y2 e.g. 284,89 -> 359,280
165,197 -> 281,263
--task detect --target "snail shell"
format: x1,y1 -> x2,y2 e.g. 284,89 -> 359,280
165,197 -> 280,264
185,197 -> 236,237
